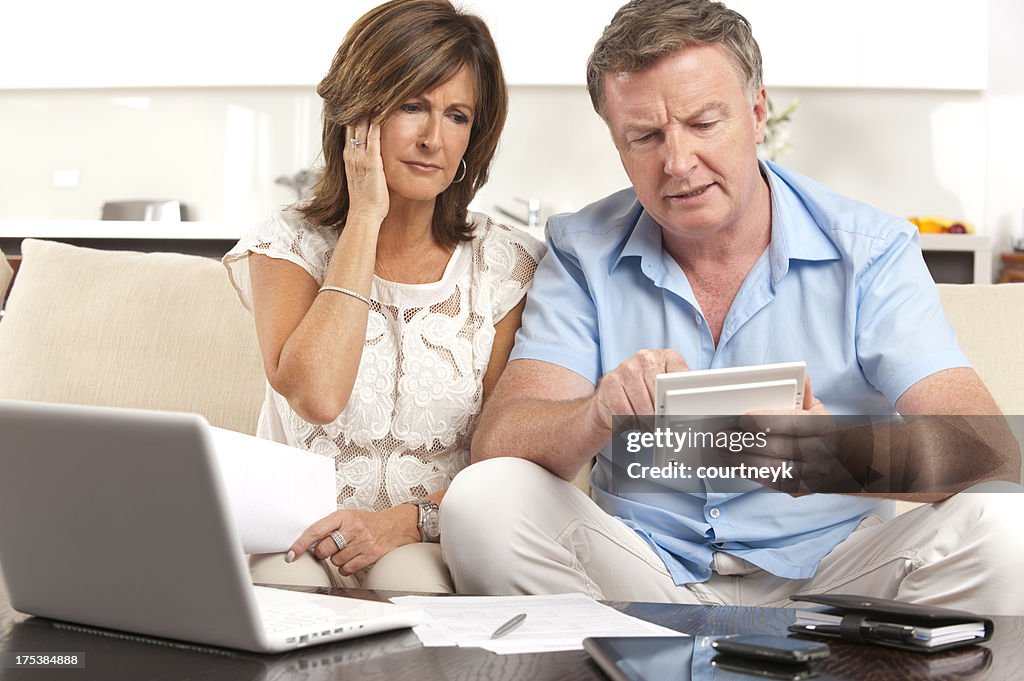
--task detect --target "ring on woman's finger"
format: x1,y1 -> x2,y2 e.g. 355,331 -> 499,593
349,138 -> 366,147
329,530 -> 348,551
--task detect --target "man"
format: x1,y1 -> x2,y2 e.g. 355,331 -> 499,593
441,0 -> 1023,614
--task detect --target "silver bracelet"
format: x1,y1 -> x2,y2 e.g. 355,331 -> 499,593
318,285 -> 371,306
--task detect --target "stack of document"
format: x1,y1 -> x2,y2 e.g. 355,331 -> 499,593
391,593 -> 685,655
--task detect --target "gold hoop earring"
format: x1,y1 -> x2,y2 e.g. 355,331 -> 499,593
452,158 -> 467,184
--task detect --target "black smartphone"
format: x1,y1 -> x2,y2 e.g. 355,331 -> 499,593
710,635 -> 830,664
712,654 -> 819,680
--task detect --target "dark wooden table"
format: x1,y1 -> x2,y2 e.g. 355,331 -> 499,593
0,580 -> 1020,680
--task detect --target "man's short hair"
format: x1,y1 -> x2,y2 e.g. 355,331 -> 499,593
586,0 -> 763,118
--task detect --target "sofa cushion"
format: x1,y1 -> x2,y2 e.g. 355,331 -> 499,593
938,283 -> 1024,414
0,239 -> 265,434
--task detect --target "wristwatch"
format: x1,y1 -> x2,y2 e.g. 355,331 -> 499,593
409,499 -> 440,543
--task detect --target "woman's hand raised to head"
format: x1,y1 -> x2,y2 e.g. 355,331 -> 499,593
344,118 -> 389,225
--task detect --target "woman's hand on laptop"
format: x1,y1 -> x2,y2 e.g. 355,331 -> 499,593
287,506 -> 420,576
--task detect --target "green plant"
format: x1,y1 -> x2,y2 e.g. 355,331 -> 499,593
758,97 -> 800,161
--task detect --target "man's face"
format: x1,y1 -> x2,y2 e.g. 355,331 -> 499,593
603,44 -> 767,243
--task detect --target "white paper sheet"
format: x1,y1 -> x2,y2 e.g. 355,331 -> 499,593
208,427 -> 336,554
391,593 -> 686,654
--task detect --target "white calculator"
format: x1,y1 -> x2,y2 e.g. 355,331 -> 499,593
655,362 -> 806,416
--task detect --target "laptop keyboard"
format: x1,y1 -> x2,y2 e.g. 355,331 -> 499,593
260,604 -> 350,634
253,586 -> 402,638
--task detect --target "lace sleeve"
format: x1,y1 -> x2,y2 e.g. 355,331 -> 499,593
473,214 -> 547,322
222,209 -> 335,313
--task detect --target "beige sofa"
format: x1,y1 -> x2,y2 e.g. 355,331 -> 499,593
1,239 -> 1022,492
0,239 -> 265,433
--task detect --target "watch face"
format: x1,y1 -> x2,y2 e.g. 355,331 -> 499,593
423,511 -> 440,540
418,501 -> 441,541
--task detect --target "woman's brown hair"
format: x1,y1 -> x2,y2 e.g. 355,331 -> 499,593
301,0 -> 508,246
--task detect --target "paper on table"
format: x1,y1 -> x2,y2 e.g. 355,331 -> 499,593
391,593 -> 686,655
208,426 -> 336,554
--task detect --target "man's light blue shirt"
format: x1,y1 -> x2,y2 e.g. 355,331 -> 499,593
510,161 -> 970,585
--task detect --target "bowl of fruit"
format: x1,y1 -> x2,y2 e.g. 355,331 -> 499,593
908,216 -> 973,234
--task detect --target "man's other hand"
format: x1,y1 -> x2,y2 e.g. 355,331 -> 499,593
731,376 -> 863,494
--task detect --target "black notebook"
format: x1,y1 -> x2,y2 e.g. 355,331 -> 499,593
788,593 -> 993,653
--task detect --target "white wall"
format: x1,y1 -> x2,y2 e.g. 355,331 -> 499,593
1,1 -> 1021,281
0,85 -> 997,234
0,88 -> 321,222
985,0 -> 1024,256
473,87 -> 628,228
766,88 -> 987,225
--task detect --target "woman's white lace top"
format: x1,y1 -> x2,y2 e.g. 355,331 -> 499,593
223,209 -> 545,511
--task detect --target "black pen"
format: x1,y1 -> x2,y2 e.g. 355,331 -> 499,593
490,613 -> 527,639
795,624 -> 842,637
863,622 -> 919,642
795,622 -> 920,643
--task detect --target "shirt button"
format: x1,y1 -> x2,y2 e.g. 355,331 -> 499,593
709,507 -> 721,519
695,315 -> 703,325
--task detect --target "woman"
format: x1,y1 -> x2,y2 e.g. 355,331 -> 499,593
223,0 -> 543,592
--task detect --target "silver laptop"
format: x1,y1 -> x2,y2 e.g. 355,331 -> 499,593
0,399 -> 422,653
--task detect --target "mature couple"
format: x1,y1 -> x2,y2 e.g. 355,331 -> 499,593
224,0 -> 1023,615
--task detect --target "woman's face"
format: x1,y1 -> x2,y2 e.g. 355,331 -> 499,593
379,64 -> 477,205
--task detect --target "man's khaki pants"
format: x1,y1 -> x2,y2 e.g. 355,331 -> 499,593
441,458 -> 1024,615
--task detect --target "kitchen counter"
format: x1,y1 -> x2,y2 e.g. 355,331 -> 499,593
918,233 -> 992,284
0,222 -> 995,282
0,220 -> 244,258
0,219 -> 243,240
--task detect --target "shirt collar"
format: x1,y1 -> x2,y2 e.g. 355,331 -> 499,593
610,161 -> 840,286
611,208 -> 665,280
763,160 -> 840,283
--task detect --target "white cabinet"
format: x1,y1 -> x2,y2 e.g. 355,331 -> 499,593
472,0 -> 622,85
858,0 -> 988,90
0,0 -> 380,88
919,233 -> 993,284
729,1 -> 860,88
0,0 -> 988,90
1,0 -> 620,89
482,0 -> 988,89
730,0 -> 988,90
